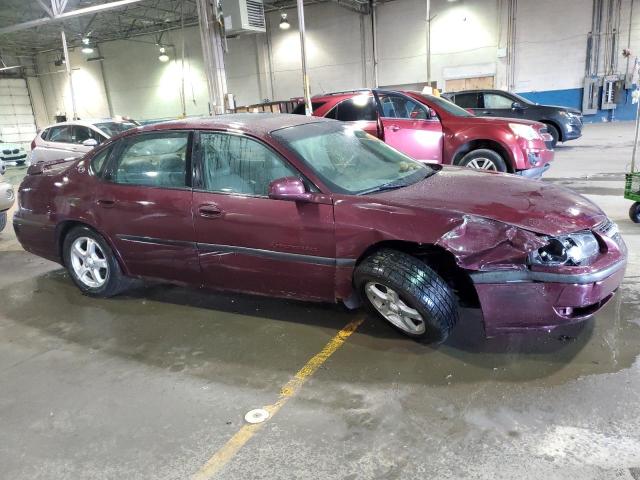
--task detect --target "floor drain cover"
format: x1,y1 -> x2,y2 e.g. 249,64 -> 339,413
244,408 -> 269,424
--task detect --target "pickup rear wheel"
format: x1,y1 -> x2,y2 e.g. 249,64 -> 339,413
63,226 -> 131,297
459,149 -> 508,173
355,249 -> 458,343
0,212 -> 6,233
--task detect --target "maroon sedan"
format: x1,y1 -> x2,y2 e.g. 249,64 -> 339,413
14,114 -> 626,342
296,89 -> 554,178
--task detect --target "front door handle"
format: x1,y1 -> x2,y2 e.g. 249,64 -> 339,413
198,203 -> 223,218
390,125 -> 400,132
96,199 -> 116,208
482,111 -> 493,115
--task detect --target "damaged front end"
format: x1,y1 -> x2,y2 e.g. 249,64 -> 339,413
434,215 -> 627,336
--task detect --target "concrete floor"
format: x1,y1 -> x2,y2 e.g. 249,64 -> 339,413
1,122 -> 640,479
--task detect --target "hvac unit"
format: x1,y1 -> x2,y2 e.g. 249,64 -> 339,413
222,0 -> 266,35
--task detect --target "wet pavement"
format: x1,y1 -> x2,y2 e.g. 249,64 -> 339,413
1,123 -> 640,479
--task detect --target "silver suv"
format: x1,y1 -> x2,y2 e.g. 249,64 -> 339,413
31,119 -> 138,163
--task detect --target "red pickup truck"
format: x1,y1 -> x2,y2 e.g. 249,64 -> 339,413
294,89 -> 554,178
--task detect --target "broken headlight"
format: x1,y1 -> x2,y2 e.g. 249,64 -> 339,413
529,232 -> 600,266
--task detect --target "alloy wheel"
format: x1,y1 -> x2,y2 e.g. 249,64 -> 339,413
365,282 -> 426,334
70,237 -> 109,288
466,158 -> 498,170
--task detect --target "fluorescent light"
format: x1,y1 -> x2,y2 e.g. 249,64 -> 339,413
81,46 -> 94,54
279,13 -> 290,30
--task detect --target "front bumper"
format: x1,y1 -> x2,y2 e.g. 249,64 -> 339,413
516,162 -> 551,179
0,153 -> 27,162
470,257 -> 626,337
562,120 -> 583,141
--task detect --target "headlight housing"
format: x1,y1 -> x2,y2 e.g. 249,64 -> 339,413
509,123 -> 541,140
529,231 -> 600,266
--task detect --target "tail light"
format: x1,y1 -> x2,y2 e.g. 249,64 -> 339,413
30,136 -> 36,151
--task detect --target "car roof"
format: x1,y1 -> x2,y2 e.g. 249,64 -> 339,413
446,89 -> 515,95
43,118 -> 134,129
135,113 -> 331,136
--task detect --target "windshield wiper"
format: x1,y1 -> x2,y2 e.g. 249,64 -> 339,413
360,169 -> 434,195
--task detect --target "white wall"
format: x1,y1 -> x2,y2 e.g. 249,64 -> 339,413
29,0 -> 640,120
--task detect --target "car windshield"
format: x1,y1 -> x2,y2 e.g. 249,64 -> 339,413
413,93 -> 474,117
94,121 -> 138,137
272,122 -> 434,195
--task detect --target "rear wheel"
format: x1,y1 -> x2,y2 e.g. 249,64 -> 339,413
544,123 -> 560,148
459,149 -> 508,173
0,212 -> 6,233
629,202 -> 640,223
354,249 -> 458,343
63,226 -> 131,297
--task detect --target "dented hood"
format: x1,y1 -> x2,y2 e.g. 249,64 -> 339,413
370,166 -> 606,236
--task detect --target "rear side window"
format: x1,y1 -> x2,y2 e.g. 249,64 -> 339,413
40,129 -> 49,140
328,96 -> 377,122
112,132 -> 190,188
73,126 -> 102,144
48,126 -> 73,143
454,93 -> 480,109
292,101 -> 326,115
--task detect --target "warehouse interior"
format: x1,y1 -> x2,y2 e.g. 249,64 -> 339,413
1,0 -> 640,479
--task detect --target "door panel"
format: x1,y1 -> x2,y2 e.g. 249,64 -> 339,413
193,131 -> 336,301
94,131 -> 200,284
376,92 -> 443,163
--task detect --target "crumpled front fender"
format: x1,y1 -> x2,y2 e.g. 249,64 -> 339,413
435,215 -> 547,271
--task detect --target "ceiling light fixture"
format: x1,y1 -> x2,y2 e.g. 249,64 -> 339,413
158,46 -> 169,62
81,45 -> 94,54
279,13 -> 290,30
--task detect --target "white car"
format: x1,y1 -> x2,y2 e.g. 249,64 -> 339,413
31,119 -> 139,163
0,140 -> 28,165
0,176 -> 14,233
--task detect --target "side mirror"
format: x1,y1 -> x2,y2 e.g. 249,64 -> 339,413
512,101 -> 524,110
268,176 -> 313,202
82,138 -> 98,147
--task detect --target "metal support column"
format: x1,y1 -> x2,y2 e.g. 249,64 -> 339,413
426,0 -> 431,84
60,29 -> 77,120
371,0 -> 379,88
196,0 -> 228,115
297,0 -> 312,116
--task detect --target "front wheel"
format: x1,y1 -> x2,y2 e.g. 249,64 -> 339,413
0,212 -> 6,233
63,226 -> 131,297
459,149 -> 508,173
629,202 -> 640,223
545,124 -> 560,148
354,249 -> 458,343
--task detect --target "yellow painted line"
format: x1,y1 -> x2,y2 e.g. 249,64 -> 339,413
192,317 -> 363,480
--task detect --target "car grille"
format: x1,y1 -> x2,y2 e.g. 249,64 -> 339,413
2,149 -> 11,155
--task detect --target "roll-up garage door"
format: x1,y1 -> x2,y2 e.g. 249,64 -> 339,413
0,78 -> 37,148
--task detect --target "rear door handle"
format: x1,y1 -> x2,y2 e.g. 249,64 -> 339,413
96,199 -> 116,208
198,203 -> 223,218
482,111 -> 493,115
390,125 -> 400,132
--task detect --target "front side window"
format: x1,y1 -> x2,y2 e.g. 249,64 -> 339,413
48,126 -> 73,143
273,122 -> 432,195
328,95 -> 377,122
378,93 -> 427,119
483,93 -> 514,109
90,147 -> 111,176
73,126 -> 101,144
112,132 -> 189,188
200,132 -> 297,196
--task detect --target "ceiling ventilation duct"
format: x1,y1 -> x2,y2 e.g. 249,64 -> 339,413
223,0 -> 266,35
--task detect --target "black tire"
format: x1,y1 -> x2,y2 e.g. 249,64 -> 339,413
629,202 -> 640,223
0,212 -> 6,233
62,225 -> 131,297
459,148 -> 508,173
354,249 -> 458,343
544,123 -> 560,148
